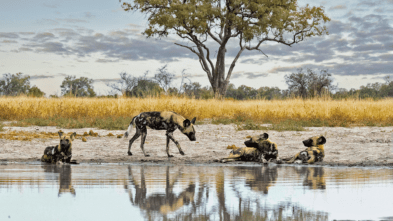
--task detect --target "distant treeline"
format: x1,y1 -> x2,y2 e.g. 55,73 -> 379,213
1,66 -> 393,100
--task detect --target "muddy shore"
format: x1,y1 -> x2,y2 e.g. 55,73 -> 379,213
1,124 -> 393,167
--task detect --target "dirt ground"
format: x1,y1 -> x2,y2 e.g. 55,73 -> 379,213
1,123 -> 393,167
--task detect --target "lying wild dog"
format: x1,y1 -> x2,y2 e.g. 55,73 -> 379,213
124,111 -> 196,157
286,136 -> 326,164
41,132 -> 77,164
220,133 -> 281,163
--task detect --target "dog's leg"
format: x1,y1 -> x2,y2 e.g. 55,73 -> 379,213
219,158 -> 240,163
307,155 -> 316,164
286,153 -> 300,164
167,132 -> 185,155
140,128 -> 149,157
260,154 -> 268,164
166,135 -> 174,158
128,127 -> 141,156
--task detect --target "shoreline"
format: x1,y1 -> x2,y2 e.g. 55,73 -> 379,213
1,124 -> 393,168
2,159 -> 393,168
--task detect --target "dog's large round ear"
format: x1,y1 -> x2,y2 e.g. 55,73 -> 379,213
191,117 -> 196,124
58,131 -> 64,137
183,119 -> 191,128
260,133 -> 269,139
318,136 -> 326,145
70,132 -> 77,140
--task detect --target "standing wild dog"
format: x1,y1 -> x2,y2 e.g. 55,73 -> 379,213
41,132 -> 76,163
220,133 -> 281,163
286,136 -> 326,164
124,111 -> 196,157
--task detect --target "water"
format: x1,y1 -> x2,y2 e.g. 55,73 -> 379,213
1,163 -> 393,221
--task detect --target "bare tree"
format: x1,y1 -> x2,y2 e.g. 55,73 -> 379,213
108,72 -> 144,95
285,69 -> 309,98
152,65 -> 175,92
285,68 -> 335,98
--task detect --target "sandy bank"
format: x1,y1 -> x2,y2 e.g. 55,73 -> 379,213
1,124 -> 393,167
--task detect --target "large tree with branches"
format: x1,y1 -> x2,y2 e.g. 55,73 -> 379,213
121,0 -> 330,98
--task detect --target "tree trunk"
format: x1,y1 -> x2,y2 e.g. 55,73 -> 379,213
212,47 -> 229,99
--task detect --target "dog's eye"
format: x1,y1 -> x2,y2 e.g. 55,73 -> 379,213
66,139 -> 69,142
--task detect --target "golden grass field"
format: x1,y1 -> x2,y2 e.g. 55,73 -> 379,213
0,96 -> 393,128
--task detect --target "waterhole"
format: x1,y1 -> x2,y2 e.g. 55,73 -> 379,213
0,163 -> 393,220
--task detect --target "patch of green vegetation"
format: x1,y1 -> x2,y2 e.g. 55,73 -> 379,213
10,117 -> 134,130
0,122 -> 4,132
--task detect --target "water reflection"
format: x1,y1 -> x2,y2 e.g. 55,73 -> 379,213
0,164 -> 393,220
123,165 -> 330,220
291,166 -> 326,190
42,164 -> 76,196
124,166 -> 195,216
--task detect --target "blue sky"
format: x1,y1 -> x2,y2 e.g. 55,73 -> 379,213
1,0 -> 393,96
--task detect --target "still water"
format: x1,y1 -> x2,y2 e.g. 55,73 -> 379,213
0,163 -> 393,221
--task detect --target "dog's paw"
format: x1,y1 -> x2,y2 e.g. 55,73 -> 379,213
127,152 -> 133,156
168,155 -> 174,158
260,159 -> 268,164
144,154 -> 150,157
179,150 -> 185,155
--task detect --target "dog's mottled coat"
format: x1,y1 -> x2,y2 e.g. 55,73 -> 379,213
286,136 -> 326,164
220,133 -> 281,163
124,111 -> 196,157
41,132 -> 76,163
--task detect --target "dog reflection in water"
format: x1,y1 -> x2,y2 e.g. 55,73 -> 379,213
42,164 -> 75,196
124,166 -> 195,215
292,166 -> 326,190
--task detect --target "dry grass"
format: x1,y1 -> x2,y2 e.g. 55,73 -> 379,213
0,96 -> 393,129
0,129 -> 124,141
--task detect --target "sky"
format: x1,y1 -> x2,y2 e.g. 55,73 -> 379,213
0,0 -> 393,96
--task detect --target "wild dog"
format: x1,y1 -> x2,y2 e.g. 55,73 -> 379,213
220,133 -> 281,163
124,111 -> 196,157
286,136 -> 326,164
41,132 -> 76,163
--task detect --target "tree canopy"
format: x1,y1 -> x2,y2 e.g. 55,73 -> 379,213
0,73 -> 31,96
60,76 -> 96,97
121,0 -> 330,97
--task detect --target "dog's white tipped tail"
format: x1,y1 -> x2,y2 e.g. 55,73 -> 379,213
124,119 -> 134,138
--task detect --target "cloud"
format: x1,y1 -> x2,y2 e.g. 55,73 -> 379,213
56,18 -> 88,24
330,5 -> 347,10
1,40 -> 17,44
30,75 -> 56,80
33,32 -> 56,42
96,59 -> 119,63
11,47 -> 33,53
244,72 -> 268,79
18,32 -> 35,35
24,42 -> 71,55
0,32 -> 19,39
357,0 -> 378,7
230,71 -> 268,79
84,12 -> 95,19
94,78 -> 120,83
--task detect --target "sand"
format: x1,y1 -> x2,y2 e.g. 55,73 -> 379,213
1,123 -> 393,167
